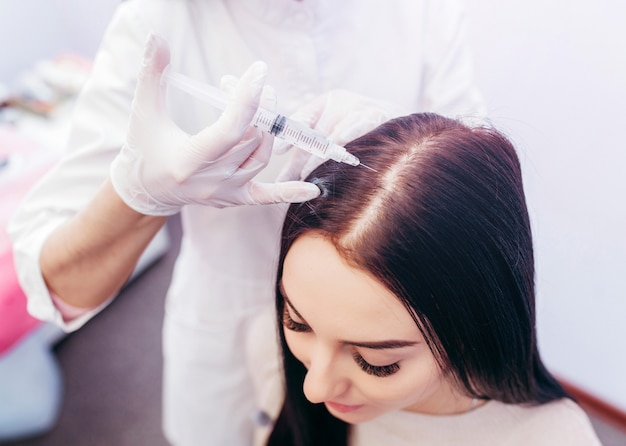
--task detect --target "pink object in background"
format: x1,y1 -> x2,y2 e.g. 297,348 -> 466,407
0,126 -> 57,354
0,250 -> 39,354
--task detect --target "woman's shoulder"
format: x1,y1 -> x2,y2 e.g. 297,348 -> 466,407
487,398 -> 602,445
354,399 -> 602,446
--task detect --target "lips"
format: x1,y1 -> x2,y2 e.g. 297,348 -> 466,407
325,401 -> 364,413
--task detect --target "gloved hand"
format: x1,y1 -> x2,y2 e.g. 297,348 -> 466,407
276,90 -> 407,181
110,34 -> 320,216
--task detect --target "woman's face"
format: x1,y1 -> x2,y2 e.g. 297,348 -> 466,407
281,232 -> 473,424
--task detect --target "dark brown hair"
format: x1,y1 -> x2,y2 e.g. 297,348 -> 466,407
268,113 -> 569,445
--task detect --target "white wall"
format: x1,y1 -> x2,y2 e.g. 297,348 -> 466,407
0,0 -> 120,84
466,0 -> 626,410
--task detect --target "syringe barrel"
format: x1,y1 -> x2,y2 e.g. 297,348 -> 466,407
252,109 -> 337,160
164,70 -> 359,165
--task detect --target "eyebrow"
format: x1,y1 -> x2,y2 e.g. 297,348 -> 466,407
345,339 -> 418,350
279,282 -> 419,351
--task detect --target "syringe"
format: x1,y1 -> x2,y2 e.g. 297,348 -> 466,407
162,69 -> 360,167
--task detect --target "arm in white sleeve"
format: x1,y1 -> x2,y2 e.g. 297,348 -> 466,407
8,2 -> 158,332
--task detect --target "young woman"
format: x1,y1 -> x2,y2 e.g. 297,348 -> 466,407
246,113 -> 601,445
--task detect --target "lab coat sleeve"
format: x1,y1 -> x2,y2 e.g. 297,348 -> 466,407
421,0 -> 487,119
8,2 -> 151,332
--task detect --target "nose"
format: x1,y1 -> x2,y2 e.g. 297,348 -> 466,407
302,344 -> 349,404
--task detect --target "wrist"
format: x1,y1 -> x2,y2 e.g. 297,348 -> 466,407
110,146 -> 181,216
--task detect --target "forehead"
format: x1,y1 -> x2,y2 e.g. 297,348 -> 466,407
282,232 -> 420,341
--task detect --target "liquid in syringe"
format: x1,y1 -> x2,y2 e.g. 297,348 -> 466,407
162,69 -> 361,167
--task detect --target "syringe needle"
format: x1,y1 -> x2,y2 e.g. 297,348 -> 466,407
359,162 -> 378,172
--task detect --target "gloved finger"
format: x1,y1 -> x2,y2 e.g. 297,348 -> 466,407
238,130 -> 273,173
225,83 -> 277,172
134,34 -> 171,114
312,103 -> 342,138
260,84 -> 277,112
272,139 -> 292,155
275,143 -> 327,183
219,130 -> 265,178
275,145 -> 311,182
300,154 -> 327,180
333,110 -> 390,145
220,75 -> 238,97
225,85 -> 276,173
220,78 -> 276,129
288,102 -> 323,129
311,92 -> 388,142
273,95 -> 328,155
247,180 -> 321,205
222,61 -> 267,132
194,61 -> 267,157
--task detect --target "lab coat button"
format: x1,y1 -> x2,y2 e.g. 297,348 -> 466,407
251,410 -> 273,427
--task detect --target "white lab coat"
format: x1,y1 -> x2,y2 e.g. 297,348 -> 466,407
9,0 -> 485,444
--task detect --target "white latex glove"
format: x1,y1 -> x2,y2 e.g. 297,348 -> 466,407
276,90 -> 407,181
110,34 -> 320,216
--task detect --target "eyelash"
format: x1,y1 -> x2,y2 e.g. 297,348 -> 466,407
352,351 -> 400,378
282,305 -> 311,333
282,305 -> 401,378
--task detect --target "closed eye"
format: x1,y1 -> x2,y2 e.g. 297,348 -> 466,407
282,305 -> 311,333
352,351 -> 400,377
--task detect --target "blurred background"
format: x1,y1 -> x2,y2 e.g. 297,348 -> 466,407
1,0 -> 624,445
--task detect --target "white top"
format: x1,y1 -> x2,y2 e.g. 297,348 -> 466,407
352,399 -> 602,446
9,0 -> 486,444
247,307 -> 602,446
